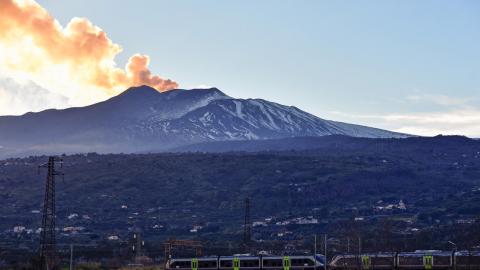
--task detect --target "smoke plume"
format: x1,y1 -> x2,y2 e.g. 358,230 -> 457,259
0,0 -> 178,95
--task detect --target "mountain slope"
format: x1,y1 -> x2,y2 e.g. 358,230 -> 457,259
171,135 -> 474,153
0,86 -> 407,157
149,98 -> 403,141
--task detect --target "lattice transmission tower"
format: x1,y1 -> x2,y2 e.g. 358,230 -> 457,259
38,157 -> 63,270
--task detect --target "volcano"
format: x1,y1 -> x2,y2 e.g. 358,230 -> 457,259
0,85 -> 407,158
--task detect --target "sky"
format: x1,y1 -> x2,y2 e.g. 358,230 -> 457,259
1,0 -> 479,137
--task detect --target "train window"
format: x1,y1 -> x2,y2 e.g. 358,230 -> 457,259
263,259 -> 283,267
456,255 -> 480,265
291,259 -> 314,266
173,261 -> 192,268
171,261 -> 186,268
371,256 -> 394,266
240,260 -> 260,267
398,256 -> 423,265
220,260 -> 233,268
433,256 -> 450,266
199,261 -> 217,268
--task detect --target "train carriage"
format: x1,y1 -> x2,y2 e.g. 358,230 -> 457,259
262,255 -> 323,270
397,251 -> 452,270
289,255 -> 317,270
329,253 -> 395,269
454,251 -> 480,270
329,254 -> 361,269
219,256 -> 261,270
261,256 -> 288,270
167,258 -> 192,270
168,255 -> 324,270
168,257 -> 218,270
369,253 -> 396,269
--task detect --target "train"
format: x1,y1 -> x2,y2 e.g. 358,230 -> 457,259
165,250 -> 480,270
329,250 -> 480,269
166,255 -> 326,270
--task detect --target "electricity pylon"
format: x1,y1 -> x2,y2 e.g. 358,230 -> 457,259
38,157 -> 63,270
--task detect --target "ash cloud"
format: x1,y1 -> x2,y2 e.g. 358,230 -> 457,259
0,0 -> 178,94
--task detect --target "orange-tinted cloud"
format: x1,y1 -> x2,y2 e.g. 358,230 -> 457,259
127,54 -> 179,91
0,0 -> 178,93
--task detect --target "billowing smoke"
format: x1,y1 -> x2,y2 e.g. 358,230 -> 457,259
0,0 -> 178,95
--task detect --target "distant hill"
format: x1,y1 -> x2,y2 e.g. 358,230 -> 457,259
0,85 -> 407,158
171,134 -> 476,154
1,135 -> 479,251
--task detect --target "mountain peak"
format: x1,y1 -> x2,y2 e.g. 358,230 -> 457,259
190,87 -> 222,93
117,85 -> 227,99
184,87 -> 228,98
118,85 -> 162,97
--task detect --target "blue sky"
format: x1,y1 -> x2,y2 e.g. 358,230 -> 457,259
3,0 -> 480,136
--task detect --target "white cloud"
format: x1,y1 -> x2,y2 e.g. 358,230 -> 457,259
405,94 -> 473,106
328,92 -> 480,138
329,108 -> 480,138
0,77 -> 70,116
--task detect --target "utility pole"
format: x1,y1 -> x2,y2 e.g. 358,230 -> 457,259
69,244 -> 73,270
38,156 -> 63,270
313,235 -> 317,269
324,235 -> 327,270
447,241 -> 457,270
358,236 -> 362,255
347,237 -> 350,253
243,197 -> 251,248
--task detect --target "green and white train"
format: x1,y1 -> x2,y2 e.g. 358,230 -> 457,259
329,250 -> 480,269
166,250 -> 480,270
166,255 -> 326,270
